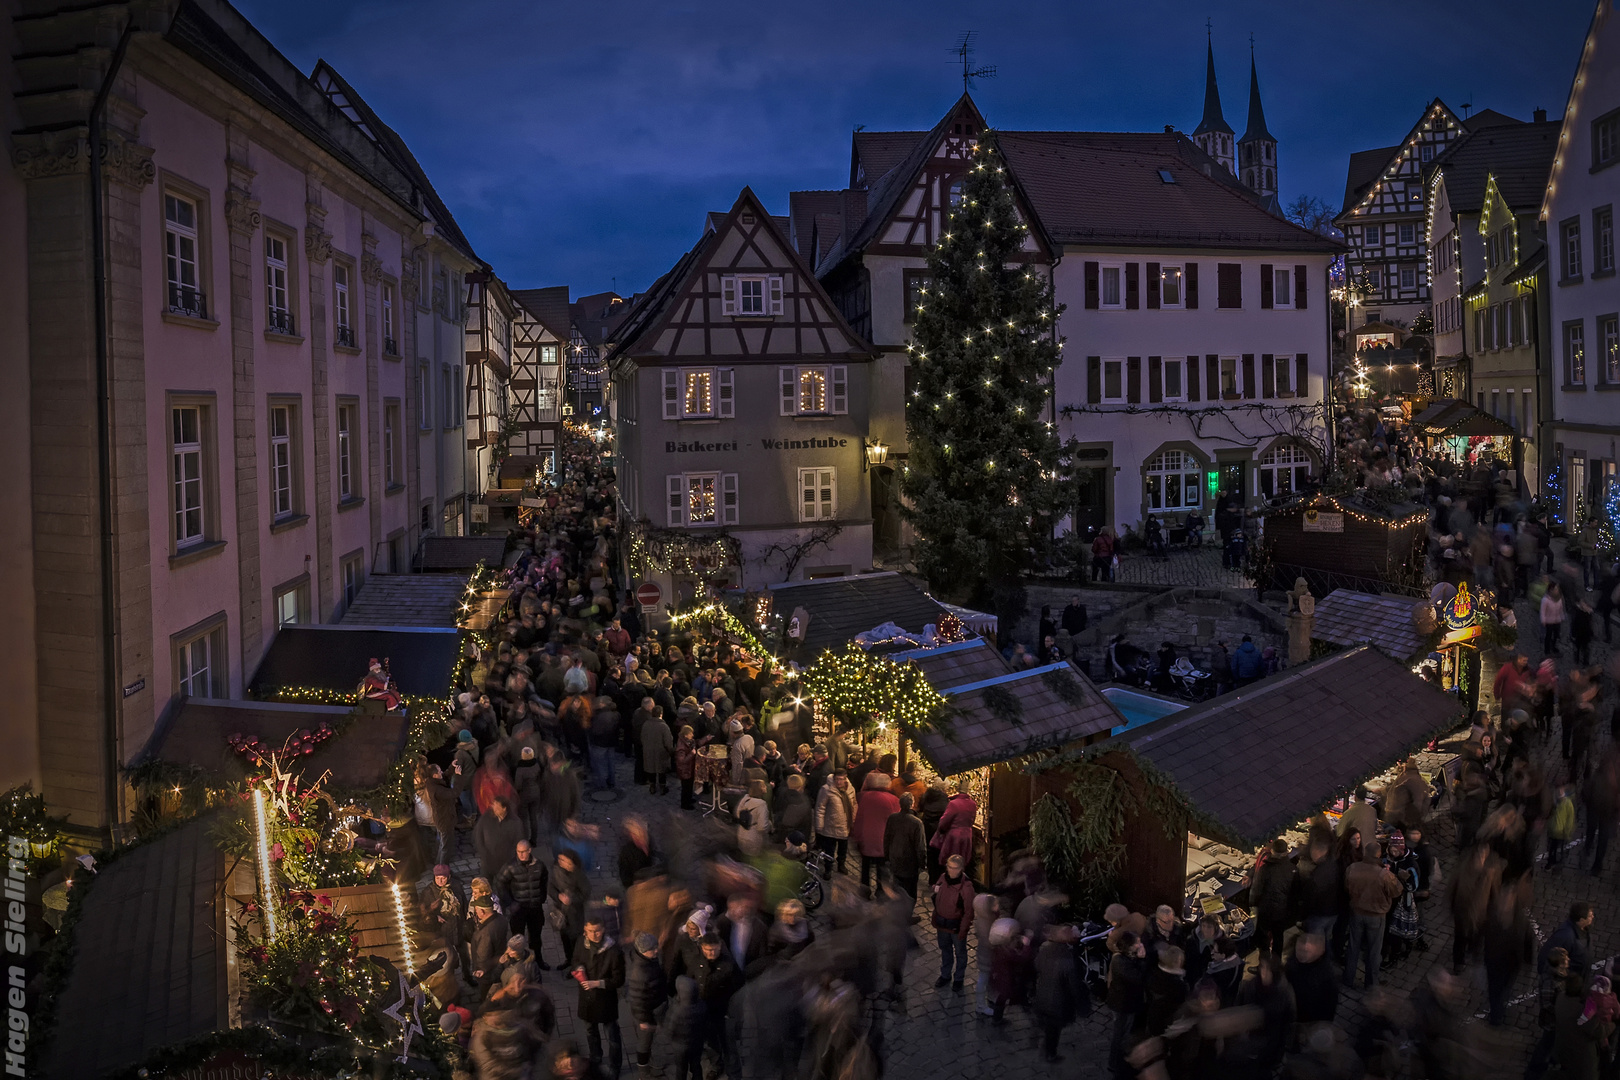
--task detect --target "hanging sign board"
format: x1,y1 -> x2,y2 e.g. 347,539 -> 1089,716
1302,510 -> 1344,533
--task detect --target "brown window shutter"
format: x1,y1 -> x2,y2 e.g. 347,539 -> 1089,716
1148,356 -> 1162,402
1242,354 -> 1256,398
1260,264 -> 1273,309
1261,353 -> 1275,397
1125,263 -> 1140,309
1087,356 -> 1102,403
1187,353 -> 1201,400
1206,354 -> 1219,399
1295,265 -> 1308,309
1186,262 -> 1199,309
1146,263 -> 1160,309
1296,353 -> 1309,398
1127,357 -> 1141,403
1217,263 -> 1242,308
1085,262 -> 1099,309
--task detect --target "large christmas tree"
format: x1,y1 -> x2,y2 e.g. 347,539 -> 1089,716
901,132 -> 1067,632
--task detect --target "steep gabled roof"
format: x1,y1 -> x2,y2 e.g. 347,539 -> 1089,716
1463,108 -> 1524,132
512,286 -> 574,340
1543,0 -> 1613,222
998,131 -> 1338,251
572,291 -> 630,348
310,61 -> 478,261
851,129 -> 928,187
1336,98 -> 1470,221
787,189 -> 844,259
1430,122 -> 1560,217
1192,41 -> 1233,137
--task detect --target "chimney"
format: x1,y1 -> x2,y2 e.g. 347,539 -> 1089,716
1165,125 -> 1174,134
1533,107 -> 1547,123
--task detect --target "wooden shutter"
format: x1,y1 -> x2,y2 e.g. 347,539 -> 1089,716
1187,353 -> 1201,400
1295,265 -> 1308,309
1148,356 -> 1163,402
718,368 -> 735,418
1084,262 -> 1100,309
663,369 -> 680,419
721,276 -> 737,316
779,367 -> 796,415
1242,354 -> 1256,399
1218,264 -> 1242,308
1296,354 -> 1309,399
1087,357 -> 1102,403
1125,263 -> 1140,309
1146,263 -> 1161,309
1185,262 -> 1199,309
830,366 -> 848,414
1206,355 -> 1219,399
1260,264 -> 1273,309
721,473 -> 739,525
820,468 -> 836,519
666,474 -> 685,526
769,275 -> 784,316
1127,357 -> 1141,403
1261,353 -> 1275,397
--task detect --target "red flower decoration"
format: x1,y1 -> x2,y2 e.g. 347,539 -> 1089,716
269,842 -> 285,862
316,894 -> 332,909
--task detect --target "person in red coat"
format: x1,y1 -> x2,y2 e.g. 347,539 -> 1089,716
931,779 -> 979,874
851,773 -> 901,890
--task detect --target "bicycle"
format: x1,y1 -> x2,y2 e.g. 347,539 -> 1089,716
799,848 -> 834,911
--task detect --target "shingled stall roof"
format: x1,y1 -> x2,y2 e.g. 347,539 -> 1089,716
1312,590 -> 1431,662
894,639 -> 1014,688
909,660 -> 1123,776
1123,646 -> 1463,848
41,818 -> 228,1079
340,572 -> 470,628
417,535 -> 509,571
250,625 -> 461,697
140,698 -> 409,788
766,572 -> 952,658
1415,400 -> 1515,438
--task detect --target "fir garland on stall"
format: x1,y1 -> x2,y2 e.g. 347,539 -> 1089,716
981,683 -> 1024,727
801,643 -> 949,736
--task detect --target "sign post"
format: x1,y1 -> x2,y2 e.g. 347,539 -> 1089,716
636,581 -> 663,610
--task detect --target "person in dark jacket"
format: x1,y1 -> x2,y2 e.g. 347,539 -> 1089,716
473,795 -> 527,884
714,895 -> 769,974
1538,901 -> 1595,991
1295,838 -> 1341,938
570,915 -> 626,1076
1231,635 -> 1264,685
1236,955 -> 1296,1072
494,840 -> 550,964
1482,884 -> 1535,1026
1142,945 -> 1188,1037
626,932 -> 667,1074
882,794 -> 928,913
467,895 -> 510,999
772,774 -> 813,843
1285,932 -> 1338,1024
1106,931 -> 1147,1077
688,935 -> 742,1075
667,976 -> 706,1080
451,729 -> 480,817
616,816 -> 654,891
1060,595 -> 1088,637
1033,924 -> 1086,1063
1249,838 -> 1297,960
549,850 -> 591,971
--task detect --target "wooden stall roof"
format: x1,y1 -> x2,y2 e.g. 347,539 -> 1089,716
417,535 -> 508,571
250,625 -> 461,697
910,660 -> 1122,776
41,817 -> 228,1079
766,571 -> 951,658
139,698 -> 408,788
340,572 -> 471,628
1312,589 -> 1431,661
326,883 -> 415,970
1123,645 -> 1463,847
893,639 -> 1012,688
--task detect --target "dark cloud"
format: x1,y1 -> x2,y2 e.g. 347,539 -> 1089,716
236,0 -> 1592,295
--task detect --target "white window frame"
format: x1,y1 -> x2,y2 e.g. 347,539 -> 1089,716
337,403 -> 355,500
1565,220 -> 1583,279
1273,354 -> 1293,396
341,552 -> 364,608
779,365 -> 847,416
1145,449 -> 1204,512
1219,356 -> 1240,397
1399,223 -> 1416,245
1567,322 -> 1587,385
721,274 -> 784,318
273,580 -> 308,628
1159,264 -> 1183,308
334,263 -> 352,335
175,621 -> 223,699
1602,315 -> 1620,384
382,282 -> 397,353
661,366 -> 735,420
1272,266 -> 1293,309
384,400 -> 399,488
1161,357 -> 1186,402
1101,358 -> 1126,404
1258,444 -> 1312,499
665,471 -> 739,527
172,404 -> 206,548
265,233 -> 291,333
1363,226 -> 1382,248
798,467 -> 837,522
164,191 -> 203,317
1099,264 -> 1124,310
270,403 -> 294,518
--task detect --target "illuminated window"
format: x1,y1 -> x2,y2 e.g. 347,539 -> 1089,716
1566,321 -> 1587,385
662,367 -> 733,419
779,365 -> 847,416
798,369 -> 826,413
1100,265 -> 1124,308
1259,444 -> 1312,499
1145,449 -> 1203,512
684,369 -> 712,415
666,472 -> 738,527
1159,264 -> 1183,307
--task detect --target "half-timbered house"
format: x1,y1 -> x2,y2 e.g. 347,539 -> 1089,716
508,289 -> 569,467
607,188 -> 879,601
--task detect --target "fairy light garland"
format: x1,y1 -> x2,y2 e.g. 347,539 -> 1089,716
668,601 -> 778,673
801,643 -> 948,734
253,787 -> 279,941
389,881 -> 415,975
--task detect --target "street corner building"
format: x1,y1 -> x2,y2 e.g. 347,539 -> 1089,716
2,0 -> 507,839
606,187 -> 881,599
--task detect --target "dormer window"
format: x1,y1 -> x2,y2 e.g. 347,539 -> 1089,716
721,274 -> 783,317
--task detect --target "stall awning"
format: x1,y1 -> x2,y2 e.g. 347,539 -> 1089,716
1410,398 -> 1467,429
1122,646 -> 1463,848
768,571 -> 953,658
250,625 -> 461,697
1416,400 -> 1516,438
1311,590 -> 1431,662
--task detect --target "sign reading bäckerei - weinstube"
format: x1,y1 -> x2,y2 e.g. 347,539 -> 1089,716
665,437 -> 850,453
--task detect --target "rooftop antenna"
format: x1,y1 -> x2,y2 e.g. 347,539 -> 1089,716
952,32 -> 996,93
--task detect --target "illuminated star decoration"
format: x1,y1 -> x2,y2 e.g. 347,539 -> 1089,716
264,753 -> 300,818
381,971 -> 425,1063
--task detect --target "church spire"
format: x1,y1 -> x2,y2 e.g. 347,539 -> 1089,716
1241,50 -> 1274,144
1237,41 -> 1278,203
1192,39 -> 1233,138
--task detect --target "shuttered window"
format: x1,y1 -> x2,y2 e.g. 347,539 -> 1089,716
1216,263 -> 1242,308
779,365 -> 848,415
722,274 -> 784,316
667,472 -> 739,526
798,467 -> 837,522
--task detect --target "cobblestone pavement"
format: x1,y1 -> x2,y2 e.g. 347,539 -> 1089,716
438,581 -> 1619,1080
1113,545 -> 1252,590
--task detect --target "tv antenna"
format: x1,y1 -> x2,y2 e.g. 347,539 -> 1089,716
952,32 -> 996,92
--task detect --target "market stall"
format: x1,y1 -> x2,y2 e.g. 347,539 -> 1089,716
1411,398 -> 1519,469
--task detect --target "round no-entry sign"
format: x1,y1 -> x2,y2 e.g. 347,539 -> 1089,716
636,582 -> 662,608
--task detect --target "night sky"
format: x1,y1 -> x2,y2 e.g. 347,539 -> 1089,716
235,0 -> 1595,298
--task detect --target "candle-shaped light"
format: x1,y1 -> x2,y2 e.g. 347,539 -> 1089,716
252,786 -> 278,940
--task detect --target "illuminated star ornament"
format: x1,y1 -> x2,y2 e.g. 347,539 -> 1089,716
381,971 -> 425,1063
264,753 -> 300,818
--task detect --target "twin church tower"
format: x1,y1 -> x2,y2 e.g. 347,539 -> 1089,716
1190,36 -> 1277,207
